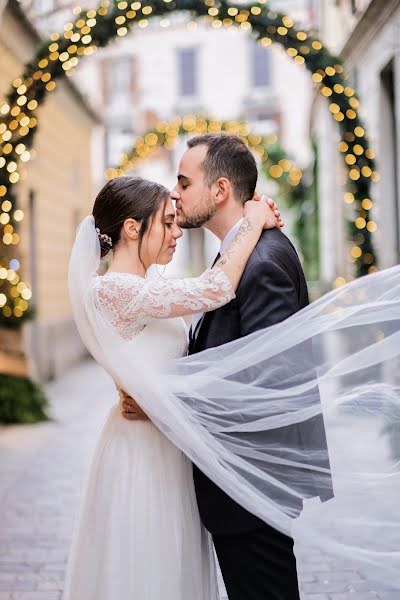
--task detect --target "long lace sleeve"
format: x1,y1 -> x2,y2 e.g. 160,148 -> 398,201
92,268 -> 235,337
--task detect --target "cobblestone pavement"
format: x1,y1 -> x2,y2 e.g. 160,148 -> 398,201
0,361 -> 397,600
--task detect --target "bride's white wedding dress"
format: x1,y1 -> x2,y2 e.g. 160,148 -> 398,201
64,269 -> 235,600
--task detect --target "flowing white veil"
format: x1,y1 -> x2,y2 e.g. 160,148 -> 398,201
69,216 -> 400,589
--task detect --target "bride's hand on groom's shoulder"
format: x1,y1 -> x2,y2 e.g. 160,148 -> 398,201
252,193 -> 284,230
117,387 -> 150,421
244,197 -> 277,230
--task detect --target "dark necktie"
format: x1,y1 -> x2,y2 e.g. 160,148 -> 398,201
212,252 -> 221,267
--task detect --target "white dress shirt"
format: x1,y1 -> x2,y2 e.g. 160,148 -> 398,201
219,218 -> 245,256
191,218 -> 244,338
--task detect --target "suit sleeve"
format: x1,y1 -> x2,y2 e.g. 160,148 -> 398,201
238,259 -> 300,336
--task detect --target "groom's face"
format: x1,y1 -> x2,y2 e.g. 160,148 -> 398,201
171,145 -> 217,229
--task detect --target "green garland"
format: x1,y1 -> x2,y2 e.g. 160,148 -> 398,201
0,0 -> 378,326
110,115 -> 303,183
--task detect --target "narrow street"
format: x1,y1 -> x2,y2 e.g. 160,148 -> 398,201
0,361 -> 396,599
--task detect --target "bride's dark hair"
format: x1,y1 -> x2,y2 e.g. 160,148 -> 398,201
92,176 -> 170,259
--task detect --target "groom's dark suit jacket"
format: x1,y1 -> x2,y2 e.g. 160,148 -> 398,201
189,227 -> 332,536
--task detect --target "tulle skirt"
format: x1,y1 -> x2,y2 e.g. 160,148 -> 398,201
64,404 -> 219,600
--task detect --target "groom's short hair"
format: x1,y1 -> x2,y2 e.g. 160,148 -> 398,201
187,133 -> 258,204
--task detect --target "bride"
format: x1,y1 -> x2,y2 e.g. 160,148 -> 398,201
64,176 -> 281,599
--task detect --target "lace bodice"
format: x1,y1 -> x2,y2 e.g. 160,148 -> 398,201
91,267 -> 235,341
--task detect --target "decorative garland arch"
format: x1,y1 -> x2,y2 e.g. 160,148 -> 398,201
0,0 -> 379,324
110,115 -> 303,185
113,115 -> 319,277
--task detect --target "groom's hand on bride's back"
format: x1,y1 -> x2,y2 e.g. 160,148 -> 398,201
118,388 -> 150,421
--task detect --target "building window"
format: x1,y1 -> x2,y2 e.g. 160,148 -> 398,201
178,48 -> 197,97
252,43 -> 271,88
104,57 -> 133,106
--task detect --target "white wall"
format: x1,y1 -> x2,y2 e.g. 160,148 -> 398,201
312,98 -> 349,284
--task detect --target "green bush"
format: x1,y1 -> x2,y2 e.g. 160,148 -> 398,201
0,374 -> 49,424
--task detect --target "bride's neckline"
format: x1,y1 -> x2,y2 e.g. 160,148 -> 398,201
100,271 -> 146,280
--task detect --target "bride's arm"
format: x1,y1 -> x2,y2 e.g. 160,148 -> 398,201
213,213 -> 265,293
96,199 -> 279,322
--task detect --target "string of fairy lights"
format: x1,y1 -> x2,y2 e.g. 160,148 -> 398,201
108,115 -> 303,187
0,0 -> 379,322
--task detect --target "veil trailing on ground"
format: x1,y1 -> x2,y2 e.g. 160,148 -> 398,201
69,216 -> 400,589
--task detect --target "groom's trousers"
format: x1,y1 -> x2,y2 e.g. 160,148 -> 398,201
213,523 -> 300,600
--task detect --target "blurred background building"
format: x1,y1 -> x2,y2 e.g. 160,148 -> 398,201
0,0 -> 98,380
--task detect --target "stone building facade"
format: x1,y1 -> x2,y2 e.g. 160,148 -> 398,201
313,0 -> 400,285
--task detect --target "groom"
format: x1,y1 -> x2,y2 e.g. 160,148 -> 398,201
122,133 -> 314,599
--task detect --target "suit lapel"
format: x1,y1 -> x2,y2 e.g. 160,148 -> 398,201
194,312 -> 206,337
188,319 -> 205,353
192,252 -> 220,344
190,312 -> 209,353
